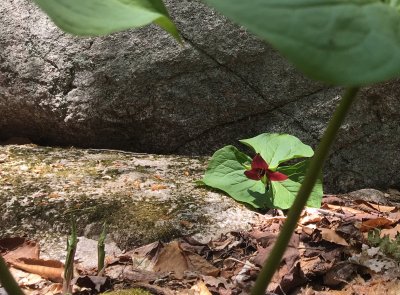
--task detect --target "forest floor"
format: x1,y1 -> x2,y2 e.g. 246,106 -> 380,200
1,145 -> 400,295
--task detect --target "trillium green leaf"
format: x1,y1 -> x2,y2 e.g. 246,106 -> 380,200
267,180 -> 301,210
33,0 -> 181,41
201,144 -> 322,209
204,0 -> 400,86
202,145 -> 273,208
273,161 -> 323,209
240,133 -> 313,170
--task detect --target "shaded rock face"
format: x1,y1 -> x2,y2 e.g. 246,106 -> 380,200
0,0 -> 399,192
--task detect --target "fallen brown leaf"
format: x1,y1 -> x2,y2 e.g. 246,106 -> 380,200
249,230 -> 277,248
128,241 -> 162,257
380,224 -> 400,239
127,241 -> 162,271
185,251 -> 219,277
300,212 -> 323,225
322,203 -> 365,215
317,228 -> 349,246
353,200 -> 380,213
0,237 -> 39,262
38,283 -> 63,295
190,281 -> 212,295
388,210 -> 400,221
252,233 -> 303,294
9,267 -> 46,287
344,212 -> 382,222
360,217 -> 394,232
335,222 -> 363,242
323,262 -> 357,287
322,195 -> 346,205
356,200 -> 396,213
208,238 -> 232,251
106,264 -> 167,282
11,258 -> 64,283
202,275 -> 229,289
153,241 -> 188,279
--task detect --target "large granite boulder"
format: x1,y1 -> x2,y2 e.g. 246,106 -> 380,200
0,0 -> 399,192
0,145 -> 260,250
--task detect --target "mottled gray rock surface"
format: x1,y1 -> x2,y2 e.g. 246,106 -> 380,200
0,0 -> 399,192
0,145 -> 260,250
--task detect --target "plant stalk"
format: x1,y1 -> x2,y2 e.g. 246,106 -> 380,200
97,222 -> 107,275
63,218 -> 78,295
250,86 -> 360,295
0,255 -> 25,295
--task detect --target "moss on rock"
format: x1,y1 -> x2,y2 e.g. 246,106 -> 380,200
0,145 -> 258,251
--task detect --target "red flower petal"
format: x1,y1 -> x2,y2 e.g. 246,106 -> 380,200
251,154 -> 269,170
244,169 -> 262,180
267,171 -> 288,181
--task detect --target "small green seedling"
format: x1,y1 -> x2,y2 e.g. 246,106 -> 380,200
63,218 -> 78,295
0,219 -> 79,295
368,229 -> 400,260
202,133 -> 323,209
98,222 -> 107,275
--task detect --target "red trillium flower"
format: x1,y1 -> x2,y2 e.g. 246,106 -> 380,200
244,154 -> 288,182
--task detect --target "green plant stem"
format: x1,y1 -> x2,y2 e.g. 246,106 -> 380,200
63,218 -> 78,295
0,255 -> 25,295
98,222 -> 107,275
250,86 -> 360,295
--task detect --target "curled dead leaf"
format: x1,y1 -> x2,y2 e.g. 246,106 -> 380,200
11,258 -> 64,283
322,203 -> 365,215
355,200 -> 396,213
360,217 -> 394,232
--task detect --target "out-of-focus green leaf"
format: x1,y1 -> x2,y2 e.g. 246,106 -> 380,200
204,0 -> 400,86
33,0 -> 180,41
